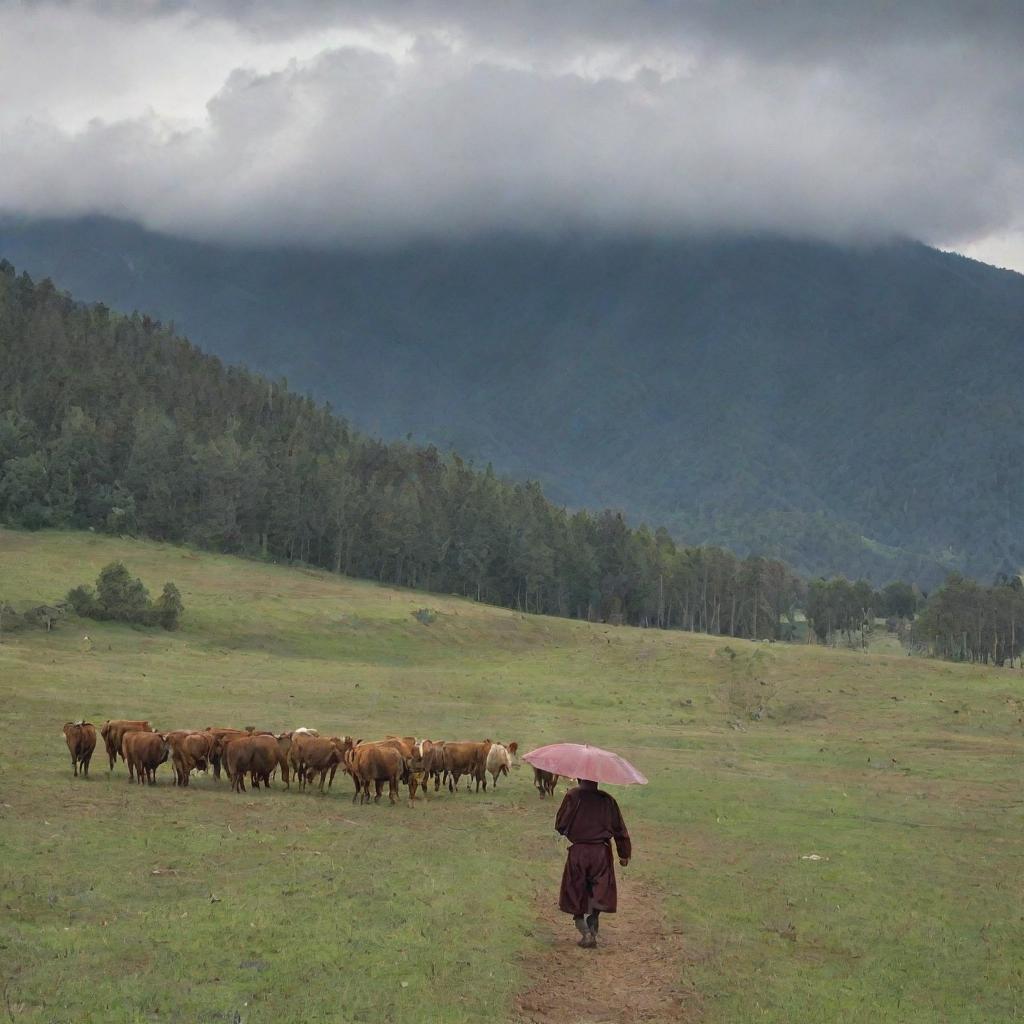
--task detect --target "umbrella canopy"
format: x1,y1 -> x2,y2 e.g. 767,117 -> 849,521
522,743 -> 648,785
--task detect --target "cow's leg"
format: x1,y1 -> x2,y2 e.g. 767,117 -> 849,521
389,778 -> 398,805
71,749 -> 78,776
84,753 -> 91,777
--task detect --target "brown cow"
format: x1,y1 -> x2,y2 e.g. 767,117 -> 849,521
204,727 -> 248,780
533,767 -> 559,798
100,719 -> 153,771
326,736 -> 355,789
347,743 -> 405,805
122,731 -> 169,785
293,736 -> 352,793
417,740 -> 446,793
62,721 -> 97,777
167,731 -> 215,786
444,740 -> 491,792
386,735 -> 417,755
403,741 -> 433,804
223,734 -> 290,793
287,731 -> 319,788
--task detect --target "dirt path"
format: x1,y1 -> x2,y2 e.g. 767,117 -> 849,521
513,872 -> 701,1024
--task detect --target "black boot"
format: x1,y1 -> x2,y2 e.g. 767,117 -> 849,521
574,916 -> 596,948
586,911 -> 600,936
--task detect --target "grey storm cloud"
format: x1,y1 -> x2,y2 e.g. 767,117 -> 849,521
2,1 -> 1023,249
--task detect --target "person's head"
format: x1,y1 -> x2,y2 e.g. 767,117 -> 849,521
578,777 -> 598,790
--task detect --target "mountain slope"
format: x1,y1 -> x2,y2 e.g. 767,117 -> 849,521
4,217 -> 1023,584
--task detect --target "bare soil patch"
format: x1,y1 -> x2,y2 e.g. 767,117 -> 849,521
514,874 -> 701,1024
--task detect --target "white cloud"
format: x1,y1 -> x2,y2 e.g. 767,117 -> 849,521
1,1 -> 1023,260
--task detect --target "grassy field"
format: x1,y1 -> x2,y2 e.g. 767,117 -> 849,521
1,529 -> 1023,1023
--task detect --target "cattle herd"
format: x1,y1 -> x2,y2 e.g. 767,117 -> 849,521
61,720 -> 563,805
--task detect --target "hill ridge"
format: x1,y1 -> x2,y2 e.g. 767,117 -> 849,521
4,217 -> 1024,584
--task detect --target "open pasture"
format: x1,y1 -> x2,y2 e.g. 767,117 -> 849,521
1,529 -> 1023,1023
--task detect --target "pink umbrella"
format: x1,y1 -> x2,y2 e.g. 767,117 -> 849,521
522,743 -> 648,785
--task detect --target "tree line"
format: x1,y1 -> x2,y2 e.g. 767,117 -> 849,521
912,573 -> 1024,666
2,262 -> 1019,661
0,263 -> 804,638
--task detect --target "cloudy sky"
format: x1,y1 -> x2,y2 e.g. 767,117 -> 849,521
2,1 -> 1023,269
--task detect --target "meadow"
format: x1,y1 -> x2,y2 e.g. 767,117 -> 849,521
1,529 -> 1022,1023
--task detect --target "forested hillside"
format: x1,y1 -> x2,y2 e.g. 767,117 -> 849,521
0,261 -> 804,637
4,218 -> 1024,585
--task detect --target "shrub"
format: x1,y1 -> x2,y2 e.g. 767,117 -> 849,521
66,562 -> 183,631
96,562 -> 150,622
154,581 -> 183,630
66,584 -> 97,617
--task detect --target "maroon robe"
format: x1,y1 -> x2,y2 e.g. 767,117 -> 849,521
555,782 -> 632,916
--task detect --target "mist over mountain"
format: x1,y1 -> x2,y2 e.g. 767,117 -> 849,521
4,216 -> 1024,586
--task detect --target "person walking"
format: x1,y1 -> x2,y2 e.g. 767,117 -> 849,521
555,777 -> 632,948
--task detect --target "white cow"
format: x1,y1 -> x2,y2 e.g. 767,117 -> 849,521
485,743 -> 513,789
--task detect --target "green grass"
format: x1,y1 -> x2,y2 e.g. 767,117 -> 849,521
2,529 -> 1023,1023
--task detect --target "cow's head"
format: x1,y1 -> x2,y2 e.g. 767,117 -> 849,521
330,735 -> 355,758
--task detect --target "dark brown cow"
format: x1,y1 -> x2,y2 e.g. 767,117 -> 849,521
167,731 -> 215,786
62,721 -> 97,777
403,740 -> 433,804
444,740 -> 491,792
533,767 -> 559,798
347,743 -> 405,805
287,731 -> 320,787
100,719 -> 153,771
224,734 -> 290,793
293,736 -> 351,793
416,740 -> 446,793
204,727 -> 248,779
122,731 -> 169,785
326,736 -> 355,789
